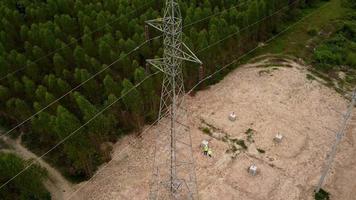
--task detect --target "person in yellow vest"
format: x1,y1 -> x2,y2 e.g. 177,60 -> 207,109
203,145 -> 209,156
207,148 -> 212,157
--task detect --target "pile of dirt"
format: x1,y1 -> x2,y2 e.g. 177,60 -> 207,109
73,58 -> 355,200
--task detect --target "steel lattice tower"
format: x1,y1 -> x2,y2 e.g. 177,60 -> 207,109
146,0 -> 202,199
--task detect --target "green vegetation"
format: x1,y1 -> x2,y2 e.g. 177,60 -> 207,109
309,0 -> 355,90
245,128 -> 254,135
257,148 -> 266,153
245,128 -> 256,142
251,0 -> 346,59
234,139 -> 248,150
0,153 -> 50,200
200,127 -> 212,136
200,120 -> 247,153
245,0 -> 355,92
0,0 -> 330,185
315,188 -> 330,200
312,12 -> 356,87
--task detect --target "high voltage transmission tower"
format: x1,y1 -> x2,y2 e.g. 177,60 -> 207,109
316,89 -> 356,192
146,0 -> 202,199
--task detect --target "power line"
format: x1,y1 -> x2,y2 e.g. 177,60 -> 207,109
316,89 -> 356,193
1,0 -> 246,82
145,5 -> 308,196
197,0 -> 300,54
0,0 -> 296,141
66,110 -> 171,200
0,0 -> 248,140
67,2 -> 331,198
0,5 -> 261,192
0,0 -> 155,82
183,1 -> 249,28
68,2 -> 262,196
197,1 -> 330,81
0,0 -> 330,194
0,35 -> 162,139
0,70 -> 160,190
0,0 -> 254,140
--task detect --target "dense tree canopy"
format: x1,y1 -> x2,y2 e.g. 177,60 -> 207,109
0,153 -> 50,200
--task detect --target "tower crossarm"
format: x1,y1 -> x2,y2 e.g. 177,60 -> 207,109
146,18 -> 165,32
181,43 -> 202,64
147,58 -> 170,75
167,43 -> 202,64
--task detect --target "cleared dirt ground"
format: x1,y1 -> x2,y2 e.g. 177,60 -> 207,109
73,58 -> 355,200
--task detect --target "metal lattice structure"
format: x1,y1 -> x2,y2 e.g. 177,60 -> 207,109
316,89 -> 356,192
146,0 -> 202,199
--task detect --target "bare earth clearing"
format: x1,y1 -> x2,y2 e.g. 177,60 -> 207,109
74,58 -> 355,200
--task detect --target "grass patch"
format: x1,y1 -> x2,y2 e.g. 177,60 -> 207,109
244,0 -> 346,62
197,0 -> 351,96
241,0 -> 355,94
249,0 -> 346,61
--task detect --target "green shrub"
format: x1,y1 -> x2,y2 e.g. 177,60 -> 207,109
257,148 -> 266,153
235,139 -> 247,150
314,47 -> 341,65
245,128 -> 254,135
315,188 -> 330,200
201,127 -> 212,136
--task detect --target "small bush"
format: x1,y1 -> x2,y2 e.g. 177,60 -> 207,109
231,145 -> 238,153
257,148 -> 266,153
245,128 -> 255,143
235,139 -> 247,150
315,188 -> 330,200
245,128 -> 254,135
200,127 -> 212,136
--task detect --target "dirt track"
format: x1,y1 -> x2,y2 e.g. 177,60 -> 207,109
73,58 -> 355,200
1,134 -> 75,200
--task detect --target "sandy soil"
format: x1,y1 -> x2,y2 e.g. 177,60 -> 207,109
73,58 -> 355,200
